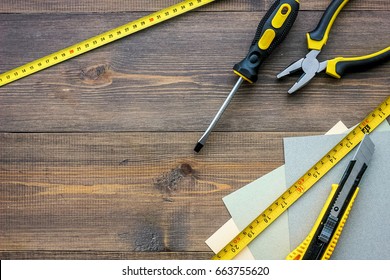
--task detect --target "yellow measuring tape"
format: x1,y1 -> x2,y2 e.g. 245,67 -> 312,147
213,96 -> 390,260
0,0 -> 215,87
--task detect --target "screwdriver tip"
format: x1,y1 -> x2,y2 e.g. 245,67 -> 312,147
194,142 -> 204,153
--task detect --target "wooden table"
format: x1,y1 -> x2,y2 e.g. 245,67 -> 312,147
1,0 -> 389,260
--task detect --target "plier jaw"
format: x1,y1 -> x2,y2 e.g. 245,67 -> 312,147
277,50 -> 324,94
277,0 -> 390,94
276,0 -> 350,93
278,45 -> 390,94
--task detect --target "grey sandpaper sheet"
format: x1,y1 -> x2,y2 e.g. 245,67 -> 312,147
284,123 -> 390,259
221,122 -> 348,259
223,166 -> 289,260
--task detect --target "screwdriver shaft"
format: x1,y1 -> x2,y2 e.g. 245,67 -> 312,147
194,77 -> 244,152
194,0 -> 300,152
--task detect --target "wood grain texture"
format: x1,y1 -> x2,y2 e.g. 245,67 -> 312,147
0,0 -> 389,260
0,11 -> 389,132
1,0 -> 389,13
0,132 -> 298,253
0,0 -> 262,13
0,251 -> 214,260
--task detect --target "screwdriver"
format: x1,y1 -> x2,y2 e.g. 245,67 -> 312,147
194,0 -> 300,153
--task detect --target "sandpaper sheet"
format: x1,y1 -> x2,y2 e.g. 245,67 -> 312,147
284,122 -> 390,259
207,122 -> 348,259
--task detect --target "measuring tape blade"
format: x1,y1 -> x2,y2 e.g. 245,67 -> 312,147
213,96 -> 390,260
0,0 -> 215,87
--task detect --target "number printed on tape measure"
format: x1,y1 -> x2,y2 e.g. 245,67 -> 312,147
0,0 -> 216,87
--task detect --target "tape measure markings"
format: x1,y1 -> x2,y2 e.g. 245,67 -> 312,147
213,96 -> 390,260
0,0 -> 215,87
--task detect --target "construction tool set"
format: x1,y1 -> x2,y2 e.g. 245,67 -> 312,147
212,96 -> 390,260
1,0 -> 389,260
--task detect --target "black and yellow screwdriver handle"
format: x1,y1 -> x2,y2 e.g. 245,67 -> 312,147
325,46 -> 390,78
286,184 -> 359,260
233,0 -> 300,83
307,0 -> 349,51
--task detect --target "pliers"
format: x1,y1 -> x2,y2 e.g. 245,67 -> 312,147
277,0 -> 390,94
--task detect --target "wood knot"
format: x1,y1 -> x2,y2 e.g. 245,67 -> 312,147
179,163 -> 193,176
119,159 -> 130,166
80,64 -> 112,86
154,163 -> 197,201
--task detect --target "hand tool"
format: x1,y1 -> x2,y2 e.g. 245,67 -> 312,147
0,0 -> 216,87
194,0 -> 300,153
276,0 -> 390,94
212,96 -> 390,260
286,134 -> 375,260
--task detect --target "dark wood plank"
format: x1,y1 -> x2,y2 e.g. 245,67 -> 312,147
0,132 -> 310,254
1,0 -> 389,261
1,0 -> 389,13
0,0 -> 262,13
0,11 -> 389,132
0,251 -> 213,260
